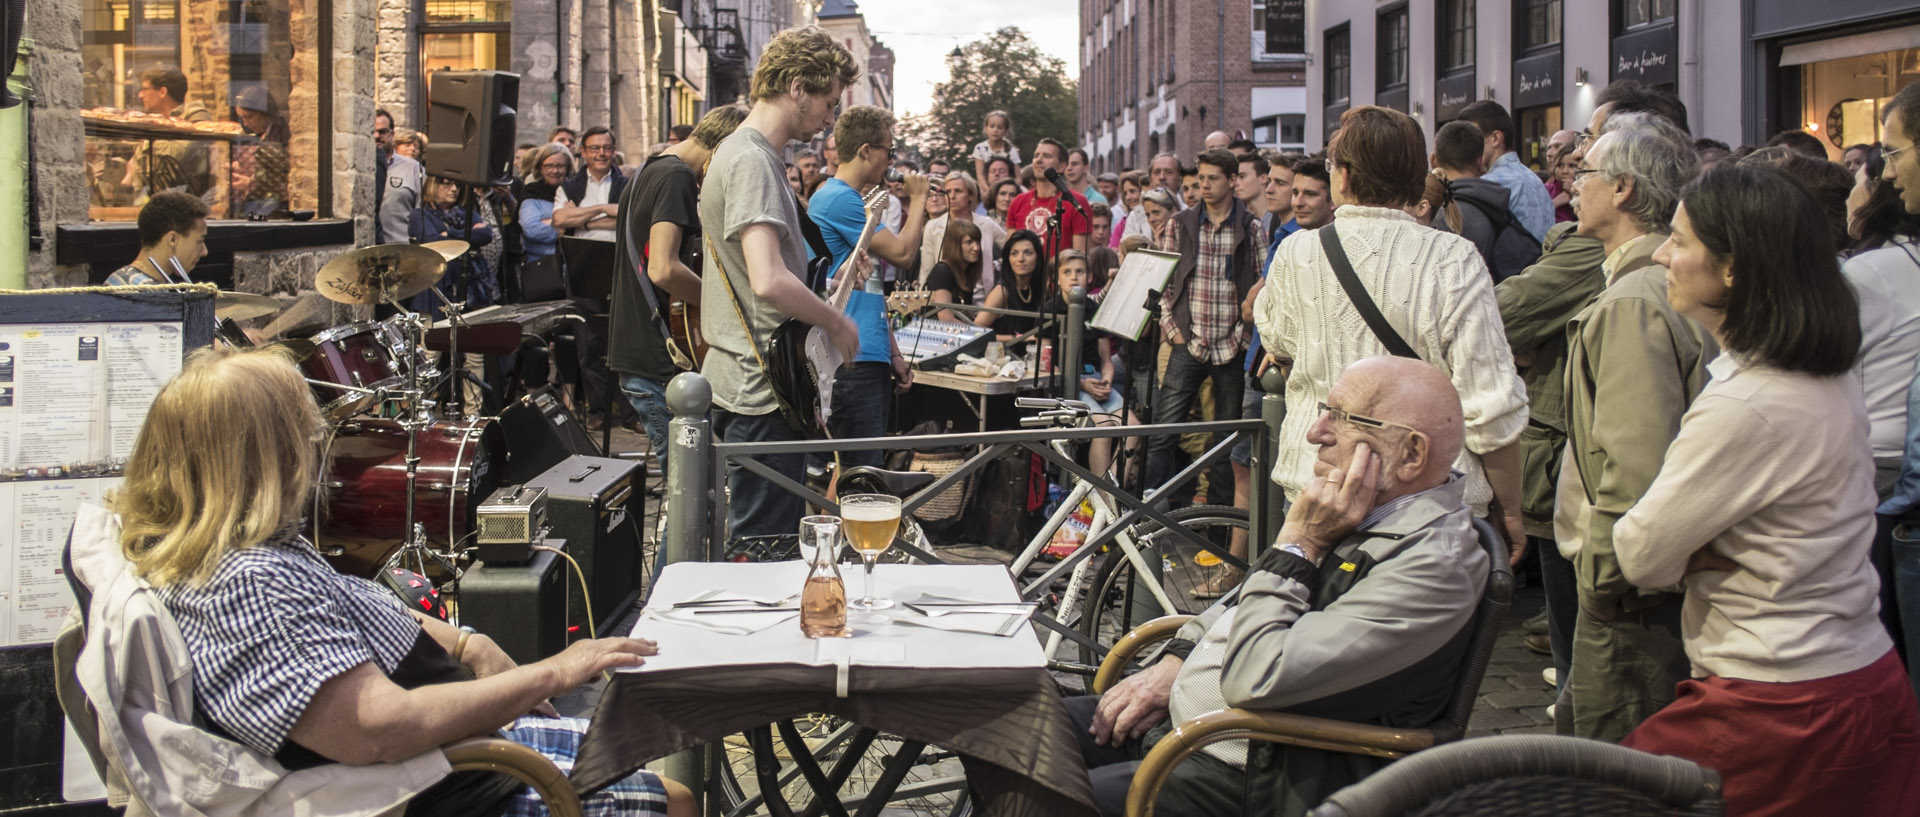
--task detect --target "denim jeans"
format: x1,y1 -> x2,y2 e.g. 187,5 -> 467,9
713,409 -> 807,541
1063,696 -> 1244,817
1145,345 -> 1246,494
618,374 -> 673,456
827,361 -> 893,471
1230,375 -> 1266,467
1889,518 -> 1920,703
1536,535 -> 1576,695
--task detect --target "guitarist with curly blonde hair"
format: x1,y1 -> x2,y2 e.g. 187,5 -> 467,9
699,25 -> 864,539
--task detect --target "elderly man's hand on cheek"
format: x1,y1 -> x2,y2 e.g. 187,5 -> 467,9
1278,442 -> 1381,562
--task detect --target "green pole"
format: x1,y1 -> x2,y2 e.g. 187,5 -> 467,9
0,39 -> 29,290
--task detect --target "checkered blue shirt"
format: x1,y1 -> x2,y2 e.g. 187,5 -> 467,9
154,531 -> 421,758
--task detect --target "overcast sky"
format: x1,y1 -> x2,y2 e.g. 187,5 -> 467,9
856,2 -> 1081,117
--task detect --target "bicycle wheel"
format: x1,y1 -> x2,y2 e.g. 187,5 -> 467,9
1079,504 -> 1250,670
712,716 -> 972,817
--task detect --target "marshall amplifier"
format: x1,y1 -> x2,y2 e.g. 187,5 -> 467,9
522,455 -> 643,628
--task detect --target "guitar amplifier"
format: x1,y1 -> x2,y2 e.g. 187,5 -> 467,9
522,455 -> 643,630
500,385 -> 601,484
475,484 -> 548,563
458,539 -> 572,665
895,317 -> 993,372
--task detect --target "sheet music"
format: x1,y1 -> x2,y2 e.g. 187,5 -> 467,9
1091,250 -> 1181,341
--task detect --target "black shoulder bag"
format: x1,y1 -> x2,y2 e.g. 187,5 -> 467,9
1318,223 -> 1421,360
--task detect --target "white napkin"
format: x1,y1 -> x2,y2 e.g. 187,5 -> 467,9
642,607 -> 798,636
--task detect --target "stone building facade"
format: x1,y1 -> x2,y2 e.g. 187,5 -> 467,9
1079,0 -> 1308,174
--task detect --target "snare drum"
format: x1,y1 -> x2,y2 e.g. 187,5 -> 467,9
311,416 -> 505,576
301,322 -> 408,418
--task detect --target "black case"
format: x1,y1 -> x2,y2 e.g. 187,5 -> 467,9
522,455 -> 644,628
459,540 -> 572,665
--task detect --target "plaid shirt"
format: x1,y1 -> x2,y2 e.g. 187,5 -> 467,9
1164,212 -> 1264,364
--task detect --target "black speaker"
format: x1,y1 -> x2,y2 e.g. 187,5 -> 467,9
458,540 -> 574,665
523,456 -> 644,630
423,70 -> 519,186
499,385 -> 601,484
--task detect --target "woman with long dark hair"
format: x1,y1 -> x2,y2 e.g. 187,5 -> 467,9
1613,164 -> 1920,816
975,230 -> 1047,347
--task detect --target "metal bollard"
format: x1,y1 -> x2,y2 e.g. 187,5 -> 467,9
1062,286 -> 1087,398
1254,365 -> 1288,555
662,372 -> 713,571
660,372 -> 710,814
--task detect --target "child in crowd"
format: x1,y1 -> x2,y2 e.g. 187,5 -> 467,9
971,110 -> 1022,185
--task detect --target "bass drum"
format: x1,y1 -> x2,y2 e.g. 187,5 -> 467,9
312,417 -> 505,576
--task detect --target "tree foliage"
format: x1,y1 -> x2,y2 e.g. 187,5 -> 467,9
901,27 -> 1079,169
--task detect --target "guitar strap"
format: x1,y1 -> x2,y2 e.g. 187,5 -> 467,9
617,155 -> 696,371
706,233 -> 807,433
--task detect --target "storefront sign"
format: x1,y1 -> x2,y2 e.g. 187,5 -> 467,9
1612,24 -> 1677,86
1513,51 -> 1563,111
1436,71 -> 1476,121
1265,0 -> 1306,55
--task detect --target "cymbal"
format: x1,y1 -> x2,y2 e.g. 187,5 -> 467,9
420,239 -> 470,261
214,291 -> 282,321
315,244 -> 446,305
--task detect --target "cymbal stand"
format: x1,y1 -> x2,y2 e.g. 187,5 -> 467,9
426,284 -> 474,419
379,301 -> 463,618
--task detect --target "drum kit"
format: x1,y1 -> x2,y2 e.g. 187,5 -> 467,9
282,240 -> 506,588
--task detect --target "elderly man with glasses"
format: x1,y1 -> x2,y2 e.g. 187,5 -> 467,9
1067,355 -> 1491,817
1558,112 -> 1715,742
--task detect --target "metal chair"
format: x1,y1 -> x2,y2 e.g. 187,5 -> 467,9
1308,734 -> 1724,817
1092,518 -> 1514,817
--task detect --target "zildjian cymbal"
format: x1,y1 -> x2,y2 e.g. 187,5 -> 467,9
420,239 -> 471,261
213,291 -> 282,321
314,244 -> 447,305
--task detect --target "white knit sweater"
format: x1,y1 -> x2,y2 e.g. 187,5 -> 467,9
1252,205 -> 1529,513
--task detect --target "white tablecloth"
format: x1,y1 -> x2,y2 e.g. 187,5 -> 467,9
628,561 -> 1045,672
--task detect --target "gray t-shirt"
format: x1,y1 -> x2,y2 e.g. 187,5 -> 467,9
699,126 -> 812,416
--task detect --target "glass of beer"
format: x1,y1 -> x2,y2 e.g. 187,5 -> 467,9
841,494 -> 902,611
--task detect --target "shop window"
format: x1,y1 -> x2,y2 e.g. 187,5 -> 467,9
82,0 -> 321,221
1789,47 -> 1920,157
1325,24 -> 1351,105
1517,0 -> 1562,52
1619,0 -> 1676,31
1442,0 -> 1475,71
1517,105 -> 1563,169
418,0 -> 512,130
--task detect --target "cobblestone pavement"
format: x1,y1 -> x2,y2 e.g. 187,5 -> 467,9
1467,583 -> 1560,737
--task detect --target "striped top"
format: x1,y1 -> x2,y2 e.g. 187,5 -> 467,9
154,531 -> 421,757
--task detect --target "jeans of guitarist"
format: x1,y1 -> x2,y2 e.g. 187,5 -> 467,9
714,409 -> 807,541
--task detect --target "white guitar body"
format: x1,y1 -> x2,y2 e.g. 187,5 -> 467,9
809,187 -> 892,427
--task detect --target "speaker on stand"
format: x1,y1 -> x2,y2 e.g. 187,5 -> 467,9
422,70 -> 519,186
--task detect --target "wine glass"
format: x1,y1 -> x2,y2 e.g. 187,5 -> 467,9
840,494 -> 902,611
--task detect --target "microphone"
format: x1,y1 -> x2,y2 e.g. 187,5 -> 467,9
1042,168 -> 1091,219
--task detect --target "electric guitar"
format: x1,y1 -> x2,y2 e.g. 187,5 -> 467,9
765,187 -> 891,437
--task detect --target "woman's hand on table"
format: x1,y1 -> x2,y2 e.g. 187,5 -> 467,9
544,637 -> 659,691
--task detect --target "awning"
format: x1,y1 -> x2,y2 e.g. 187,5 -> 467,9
1779,24 -> 1920,66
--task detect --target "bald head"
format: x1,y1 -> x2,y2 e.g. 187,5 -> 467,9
1205,131 -> 1232,150
1313,357 -> 1465,500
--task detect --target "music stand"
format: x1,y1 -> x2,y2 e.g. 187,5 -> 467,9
1091,249 -> 1179,341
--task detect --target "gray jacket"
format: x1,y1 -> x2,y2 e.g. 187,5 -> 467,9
1166,477 -> 1488,764
379,154 -> 425,245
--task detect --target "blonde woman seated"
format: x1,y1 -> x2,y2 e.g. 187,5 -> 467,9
112,347 -> 693,817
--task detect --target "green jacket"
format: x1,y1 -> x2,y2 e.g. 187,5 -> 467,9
1562,234 -> 1718,614
1494,222 -> 1606,535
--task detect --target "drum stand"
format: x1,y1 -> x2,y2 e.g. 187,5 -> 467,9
384,304 -> 465,619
